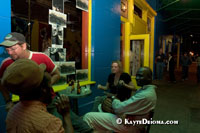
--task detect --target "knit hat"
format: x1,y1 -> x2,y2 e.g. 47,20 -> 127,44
1,59 -> 46,96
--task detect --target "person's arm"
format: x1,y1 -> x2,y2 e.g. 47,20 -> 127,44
42,53 -> 60,85
118,73 -> 136,91
55,95 -> 74,133
112,94 -> 145,114
0,82 -> 14,112
0,82 -> 10,102
63,113 -> 74,133
0,61 -> 15,111
112,85 -> 156,115
118,80 -> 136,91
50,68 -> 60,85
97,82 -> 109,90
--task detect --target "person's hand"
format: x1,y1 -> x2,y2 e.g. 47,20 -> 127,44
55,95 -> 70,116
6,101 -> 14,112
104,92 -> 116,98
97,84 -> 102,89
97,84 -> 101,89
101,97 -> 114,113
118,80 -> 125,86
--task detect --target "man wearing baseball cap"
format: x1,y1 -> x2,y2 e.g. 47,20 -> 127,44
2,59 -> 73,133
0,32 -> 60,111
0,32 -> 93,133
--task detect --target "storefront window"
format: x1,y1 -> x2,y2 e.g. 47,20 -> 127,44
11,0 -> 89,84
11,0 -> 85,67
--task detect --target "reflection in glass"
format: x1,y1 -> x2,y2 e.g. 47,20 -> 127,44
130,40 -> 144,76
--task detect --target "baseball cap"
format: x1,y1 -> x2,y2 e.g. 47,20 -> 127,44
0,32 -> 26,47
1,59 -> 46,96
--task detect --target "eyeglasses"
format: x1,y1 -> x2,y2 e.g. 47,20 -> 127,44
6,45 -> 20,52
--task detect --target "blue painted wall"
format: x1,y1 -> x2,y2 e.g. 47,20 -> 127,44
91,0 -> 121,91
146,0 -> 156,10
78,0 -> 121,115
0,1 -> 11,132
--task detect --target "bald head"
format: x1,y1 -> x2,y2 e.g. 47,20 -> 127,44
136,67 -> 152,86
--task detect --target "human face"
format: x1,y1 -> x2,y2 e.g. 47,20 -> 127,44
136,67 -> 151,87
159,49 -> 163,54
5,43 -> 26,60
111,62 -> 120,74
136,68 -> 152,86
136,69 -> 145,86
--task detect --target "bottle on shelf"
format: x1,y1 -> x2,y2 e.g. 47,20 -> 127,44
71,80 -> 75,93
77,80 -> 81,94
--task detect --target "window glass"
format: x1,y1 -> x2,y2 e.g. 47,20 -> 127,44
134,5 -> 142,18
11,0 -> 88,84
130,40 -> 144,76
11,0 -> 86,69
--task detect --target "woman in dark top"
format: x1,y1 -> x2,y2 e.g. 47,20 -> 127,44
98,61 -> 135,101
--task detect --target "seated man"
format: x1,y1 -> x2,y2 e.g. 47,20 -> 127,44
83,67 -> 157,133
1,59 -> 73,133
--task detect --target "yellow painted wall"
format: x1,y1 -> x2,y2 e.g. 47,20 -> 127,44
122,0 -> 156,89
132,15 -> 147,34
149,17 -> 155,71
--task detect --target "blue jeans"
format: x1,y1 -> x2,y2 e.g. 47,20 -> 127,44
156,62 -> 164,80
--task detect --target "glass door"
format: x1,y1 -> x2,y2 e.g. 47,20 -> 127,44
129,34 -> 150,77
130,40 -> 144,76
